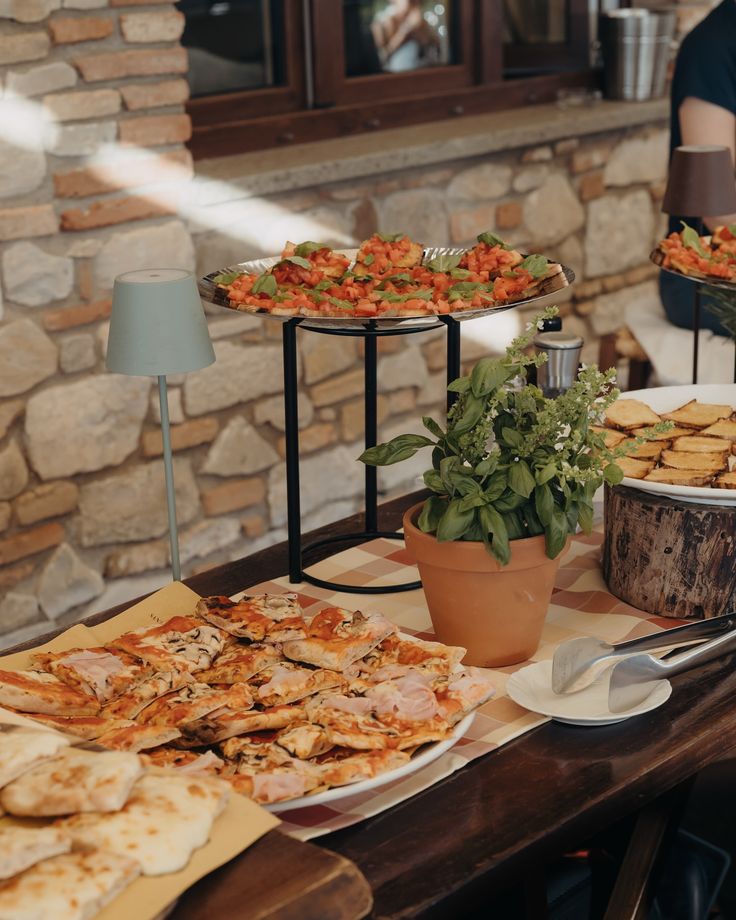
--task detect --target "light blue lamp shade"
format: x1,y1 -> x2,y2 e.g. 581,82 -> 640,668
106,269 -> 215,377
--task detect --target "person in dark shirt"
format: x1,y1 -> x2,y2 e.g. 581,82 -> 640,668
661,0 -> 736,335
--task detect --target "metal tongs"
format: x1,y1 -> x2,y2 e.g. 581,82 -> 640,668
551,612 -> 736,695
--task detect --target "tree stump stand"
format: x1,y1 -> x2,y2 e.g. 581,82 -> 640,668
603,485 -> 736,619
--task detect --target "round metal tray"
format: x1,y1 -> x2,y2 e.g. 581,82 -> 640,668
199,247 -> 575,331
650,246 -> 736,292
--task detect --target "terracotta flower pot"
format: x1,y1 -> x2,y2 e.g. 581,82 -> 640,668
403,502 -> 568,668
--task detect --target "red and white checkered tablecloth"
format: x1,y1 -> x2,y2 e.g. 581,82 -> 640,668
245,530 -> 674,841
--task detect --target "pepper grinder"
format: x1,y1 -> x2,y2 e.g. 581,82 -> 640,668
533,326 -> 584,398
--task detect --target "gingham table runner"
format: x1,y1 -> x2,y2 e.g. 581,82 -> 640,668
247,530 -> 676,841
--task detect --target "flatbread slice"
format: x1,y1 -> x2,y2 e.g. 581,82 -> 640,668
631,426 -> 692,442
619,440 -> 664,460
58,773 -> 229,876
180,703 -> 306,746
714,471 -> 736,489
143,748 -> 224,775
274,721 -> 334,760
0,850 -> 139,920
434,667 -> 496,725
0,670 -> 99,716
701,418 -> 736,441
0,827 -> 71,881
353,633 -> 466,680
227,767 -> 322,804
604,399 -> 661,430
313,748 -> 410,789
137,681 -> 253,727
660,450 -> 727,472
109,615 -> 227,674
30,647 -> 152,704
101,670 -> 192,720
0,747 -> 143,816
94,723 -> 181,753
644,468 -> 715,486
13,713 -> 134,741
671,435 -> 732,454
282,607 -> 396,671
590,426 -> 627,449
197,642 -> 281,684
196,594 -> 307,642
615,457 -> 655,480
0,725 -> 69,789
662,400 -> 733,429
249,662 -> 346,707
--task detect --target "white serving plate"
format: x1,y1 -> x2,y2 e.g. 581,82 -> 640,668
619,384 -> 736,506
266,711 -> 474,813
507,660 -> 671,726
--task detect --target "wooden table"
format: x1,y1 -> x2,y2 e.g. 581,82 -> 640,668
11,491 -> 736,919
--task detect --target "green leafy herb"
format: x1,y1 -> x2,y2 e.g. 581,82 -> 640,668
327,296 -> 355,311
477,231 -> 509,249
425,253 -> 462,272
213,271 -> 241,285
314,280 -> 332,291
680,221 -> 707,258
294,241 -> 326,257
518,253 -> 549,279
359,433 -> 434,466
363,253 -> 375,266
375,232 -> 405,243
283,256 -> 313,270
252,273 -> 277,297
450,268 -> 472,280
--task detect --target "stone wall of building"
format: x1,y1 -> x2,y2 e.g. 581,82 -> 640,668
0,0 -> 717,647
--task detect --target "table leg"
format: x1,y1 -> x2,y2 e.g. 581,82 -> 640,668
692,286 -> 701,385
282,320 -> 302,584
445,317 -> 461,412
364,331 -> 378,534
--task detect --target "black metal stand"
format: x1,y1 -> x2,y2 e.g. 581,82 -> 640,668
282,316 -> 462,594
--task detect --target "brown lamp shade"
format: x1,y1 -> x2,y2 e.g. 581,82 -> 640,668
662,145 -> 736,217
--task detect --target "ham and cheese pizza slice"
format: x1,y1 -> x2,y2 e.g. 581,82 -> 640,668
12,713 -> 135,741
136,681 -> 253,727
0,725 -> 69,789
180,703 -> 306,746
0,849 -> 139,920
59,773 -> 229,876
196,642 -> 281,684
0,670 -> 98,716
275,721 -> 334,760
249,662 -> 346,707
434,668 -> 496,725
282,607 -> 396,671
0,747 -> 143,817
353,633 -> 466,680
196,593 -> 307,642
94,723 -> 181,753
227,767 -> 322,805
143,748 -> 224,775
109,615 -> 227,674
313,748 -> 410,789
101,669 -> 192,720
30,647 -> 151,704
0,827 -> 71,882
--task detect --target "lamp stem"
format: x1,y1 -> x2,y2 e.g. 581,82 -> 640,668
158,374 -> 181,581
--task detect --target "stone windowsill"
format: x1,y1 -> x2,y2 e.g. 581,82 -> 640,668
193,97 -> 669,204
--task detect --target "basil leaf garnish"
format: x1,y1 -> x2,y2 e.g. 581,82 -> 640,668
213,271 -> 241,285
680,222 -> 707,257
518,253 -> 548,279
283,256 -> 312,269
450,268 -> 472,280
363,253 -> 375,265
425,253 -> 462,272
328,296 -> 355,310
477,231 -> 509,249
314,280 -> 332,291
294,241 -> 326,257
252,273 -> 277,296
375,232 -> 405,242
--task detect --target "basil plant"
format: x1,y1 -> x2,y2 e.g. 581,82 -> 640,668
360,307 -> 626,564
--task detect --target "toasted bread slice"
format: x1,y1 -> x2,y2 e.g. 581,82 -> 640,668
662,400 -> 733,429
631,425 -> 692,441
671,435 -> 732,454
701,418 -> 736,441
619,440 -> 664,460
714,471 -> 736,489
661,450 -> 727,472
644,468 -> 715,487
591,426 -> 626,449
615,457 -> 656,479
604,399 -> 661,431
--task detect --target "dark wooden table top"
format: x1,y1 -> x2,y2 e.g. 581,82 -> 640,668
10,490 -> 736,919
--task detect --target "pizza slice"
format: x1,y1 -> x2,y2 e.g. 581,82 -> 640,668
11,713 -> 135,741
0,725 -> 69,789
219,736 -> 322,804
109,615 -> 228,674
313,748 -> 411,789
196,641 -> 282,684
0,827 -> 71,882
30,646 -> 152,704
275,721 -> 334,760
0,669 -> 99,716
0,850 -> 139,920
143,747 -> 224,775
282,606 -> 396,671
101,669 -> 193,720
94,722 -> 181,753
196,593 -> 307,642
136,681 -> 253,727
353,633 -> 466,680
249,662 -> 346,707
58,773 -> 229,876
0,747 -> 143,816
180,702 -> 306,746
433,667 -> 496,725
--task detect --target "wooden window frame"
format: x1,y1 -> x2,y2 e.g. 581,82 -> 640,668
503,0 -> 592,75
186,0 -> 600,159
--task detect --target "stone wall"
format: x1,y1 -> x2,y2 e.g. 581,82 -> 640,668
0,0 -> 714,647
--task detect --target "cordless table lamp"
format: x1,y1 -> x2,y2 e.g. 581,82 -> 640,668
106,269 -> 215,581
661,145 -> 736,383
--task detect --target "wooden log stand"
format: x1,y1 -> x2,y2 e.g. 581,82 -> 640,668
602,485 -> 736,619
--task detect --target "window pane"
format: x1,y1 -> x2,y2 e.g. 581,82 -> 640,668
176,0 -> 285,97
344,1 -> 455,77
503,0 -> 568,45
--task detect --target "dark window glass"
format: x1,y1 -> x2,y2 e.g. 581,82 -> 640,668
503,0 -> 568,45
344,0 -> 455,77
176,0 -> 285,97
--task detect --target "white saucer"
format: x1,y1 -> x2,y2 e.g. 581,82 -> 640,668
506,660 -> 672,726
